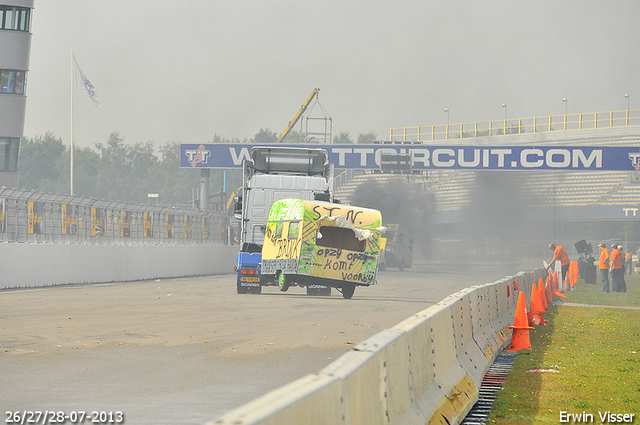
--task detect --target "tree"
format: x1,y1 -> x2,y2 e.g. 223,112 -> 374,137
18,126 -> 374,206
94,132 -> 161,203
94,132 -> 133,201
281,130 -> 302,144
253,128 -> 277,144
156,141 -> 201,205
70,147 -> 100,197
357,132 -> 377,144
19,132 -> 67,193
333,131 -> 353,144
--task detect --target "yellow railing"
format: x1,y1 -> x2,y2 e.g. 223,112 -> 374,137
333,169 -> 352,188
389,109 -> 640,141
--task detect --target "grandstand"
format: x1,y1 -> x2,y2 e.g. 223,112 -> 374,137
332,124 -> 640,254
334,123 -> 640,213
334,167 -> 639,212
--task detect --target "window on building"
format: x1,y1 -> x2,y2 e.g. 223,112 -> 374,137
0,138 -> 20,172
19,7 -> 29,31
0,70 -> 27,95
1,6 -> 30,31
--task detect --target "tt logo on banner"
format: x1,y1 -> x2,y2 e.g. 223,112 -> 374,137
185,145 -> 212,167
629,152 -> 640,171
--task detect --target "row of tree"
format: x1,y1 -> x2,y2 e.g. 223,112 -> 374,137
18,129 -> 379,205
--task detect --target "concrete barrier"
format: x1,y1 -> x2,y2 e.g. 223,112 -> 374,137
0,243 -> 238,289
210,270 -> 544,425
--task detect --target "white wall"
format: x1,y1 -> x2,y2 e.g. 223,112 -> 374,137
0,243 -> 238,289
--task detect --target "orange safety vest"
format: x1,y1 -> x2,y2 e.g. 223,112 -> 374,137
610,249 -> 623,269
553,246 -> 570,266
599,248 -> 610,270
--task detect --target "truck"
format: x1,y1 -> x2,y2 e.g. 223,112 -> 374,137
260,198 -> 383,299
378,224 -> 413,271
234,146 -> 334,294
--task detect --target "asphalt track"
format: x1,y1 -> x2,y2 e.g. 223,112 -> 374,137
0,255 -> 528,425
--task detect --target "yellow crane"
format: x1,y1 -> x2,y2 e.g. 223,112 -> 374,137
276,88 -> 320,143
226,186 -> 243,213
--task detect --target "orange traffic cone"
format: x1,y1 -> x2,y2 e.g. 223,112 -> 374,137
552,271 -> 567,299
527,283 -> 546,326
553,288 -> 567,298
545,276 -> 553,304
545,275 -> 553,305
507,291 -> 535,351
538,278 -> 548,312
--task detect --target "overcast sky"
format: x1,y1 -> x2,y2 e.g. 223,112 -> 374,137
23,1 -> 640,149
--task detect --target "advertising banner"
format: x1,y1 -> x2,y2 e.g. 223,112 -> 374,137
62,204 -> 77,235
27,201 -> 44,234
91,207 -> 105,236
144,212 -> 153,238
120,211 -> 130,238
181,143 -> 640,171
0,198 -> 5,233
165,214 -> 174,239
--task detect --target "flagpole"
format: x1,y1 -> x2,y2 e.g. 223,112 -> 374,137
70,50 -> 75,195
70,54 -> 100,196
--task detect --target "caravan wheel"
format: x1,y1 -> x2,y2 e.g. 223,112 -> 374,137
278,273 -> 291,292
342,284 -> 356,299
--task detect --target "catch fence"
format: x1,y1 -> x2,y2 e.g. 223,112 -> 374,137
0,188 -> 230,245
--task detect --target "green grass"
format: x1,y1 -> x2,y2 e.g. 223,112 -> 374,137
489,276 -> 640,424
563,272 -> 640,307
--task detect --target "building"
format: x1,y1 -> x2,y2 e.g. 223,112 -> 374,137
0,0 -> 33,188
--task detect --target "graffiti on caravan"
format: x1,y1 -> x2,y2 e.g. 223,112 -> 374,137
179,144 -> 640,171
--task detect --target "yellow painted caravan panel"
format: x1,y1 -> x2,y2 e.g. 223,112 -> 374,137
262,199 -> 383,287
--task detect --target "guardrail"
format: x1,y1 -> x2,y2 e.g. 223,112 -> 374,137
210,268 -> 544,425
0,187 -> 229,245
390,109 -> 640,141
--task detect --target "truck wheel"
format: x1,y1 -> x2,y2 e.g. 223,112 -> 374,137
278,273 -> 291,292
399,260 -> 405,272
342,284 -> 355,299
237,280 -> 248,294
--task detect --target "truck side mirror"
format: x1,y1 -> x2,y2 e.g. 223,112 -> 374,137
233,196 -> 242,220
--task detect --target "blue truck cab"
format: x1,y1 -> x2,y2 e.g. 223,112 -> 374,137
235,244 -> 263,294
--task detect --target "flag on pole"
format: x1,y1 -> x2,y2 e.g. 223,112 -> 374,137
73,56 -> 100,107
